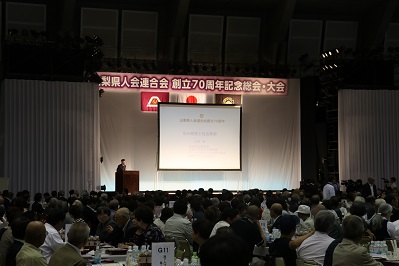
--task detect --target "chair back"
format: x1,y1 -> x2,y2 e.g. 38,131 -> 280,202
296,258 -> 304,266
176,238 -> 192,260
275,257 -> 285,266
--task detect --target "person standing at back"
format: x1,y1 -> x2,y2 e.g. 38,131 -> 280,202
323,177 -> 336,200
362,177 -> 377,198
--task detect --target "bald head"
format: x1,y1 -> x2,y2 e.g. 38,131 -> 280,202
246,205 -> 259,220
270,203 -> 283,219
25,221 -> 46,248
311,204 -> 326,218
115,207 -> 130,228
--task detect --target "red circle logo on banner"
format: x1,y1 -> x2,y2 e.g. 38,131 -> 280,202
186,95 -> 198,103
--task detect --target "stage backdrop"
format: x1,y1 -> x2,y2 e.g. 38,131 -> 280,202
339,90 -> 399,188
100,79 -> 301,191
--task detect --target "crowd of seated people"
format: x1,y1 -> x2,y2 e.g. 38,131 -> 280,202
0,177 -> 398,265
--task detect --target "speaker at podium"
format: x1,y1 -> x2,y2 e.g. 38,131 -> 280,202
115,170 -> 139,193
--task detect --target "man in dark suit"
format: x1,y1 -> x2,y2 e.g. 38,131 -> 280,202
82,197 -> 99,236
269,203 -> 283,233
362,177 -> 377,198
2,190 -> 12,209
6,215 -> 32,266
106,207 -> 136,247
116,159 -> 126,172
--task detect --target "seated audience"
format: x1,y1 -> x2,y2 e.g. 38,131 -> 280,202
269,215 -> 314,266
6,215 -> 32,266
106,207 -> 136,247
16,221 -> 47,266
128,205 -> 164,247
192,219 -> 213,248
31,193 -> 44,215
230,205 -> 266,252
269,203 -> 283,233
153,207 -> 173,234
365,195 -> 376,220
384,193 -> 399,222
209,207 -> 239,237
332,215 -> 382,266
96,206 -> 116,242
368,203 -> 396,240
0,206 -> 6,234
199,233 -> 251,266
289,194 -> 300,213
82,197 -> 99,236
295,205 -> 314,233
296,210 -> 335,265
203,205 -> 221,226
164,199 -> 193,244
190,195 -> 205,222
0,207 -> 22,266
67,203 -> 84,224
40,208 -> 66,262
49,222 -> 90,266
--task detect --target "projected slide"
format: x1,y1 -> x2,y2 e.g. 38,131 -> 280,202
158,103 -> 242,170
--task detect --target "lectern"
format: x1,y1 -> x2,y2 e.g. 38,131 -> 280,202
115,170 -> 139,193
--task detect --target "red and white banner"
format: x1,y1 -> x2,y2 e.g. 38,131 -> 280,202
141,91 -> 169,112
177,93 -> 207,103
99,72 -> 288,95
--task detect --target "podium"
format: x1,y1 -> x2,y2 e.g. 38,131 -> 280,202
115,170 -> 139,193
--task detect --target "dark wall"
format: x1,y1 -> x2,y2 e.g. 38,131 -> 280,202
300,77 -> 327,181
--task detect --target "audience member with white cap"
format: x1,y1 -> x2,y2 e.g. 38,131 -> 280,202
295,205 -> 314,233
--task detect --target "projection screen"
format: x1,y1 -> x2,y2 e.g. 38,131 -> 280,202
158,103 -> 242,170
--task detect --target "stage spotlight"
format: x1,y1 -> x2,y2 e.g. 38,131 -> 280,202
100,185 -> 106,191
99,88 -> 105,97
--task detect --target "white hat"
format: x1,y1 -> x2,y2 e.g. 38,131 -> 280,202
295,205 -> 311,215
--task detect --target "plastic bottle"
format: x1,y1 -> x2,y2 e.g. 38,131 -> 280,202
182,258 -> 190,266
376,241 -> 382,254
190,252 -> 198,266
369,241 -> 375,254
93,245 -> 101,264
132,245 -> 140,265
126,246 -> 134,266
175,258 -> 182,266
382,241 -> 388,255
